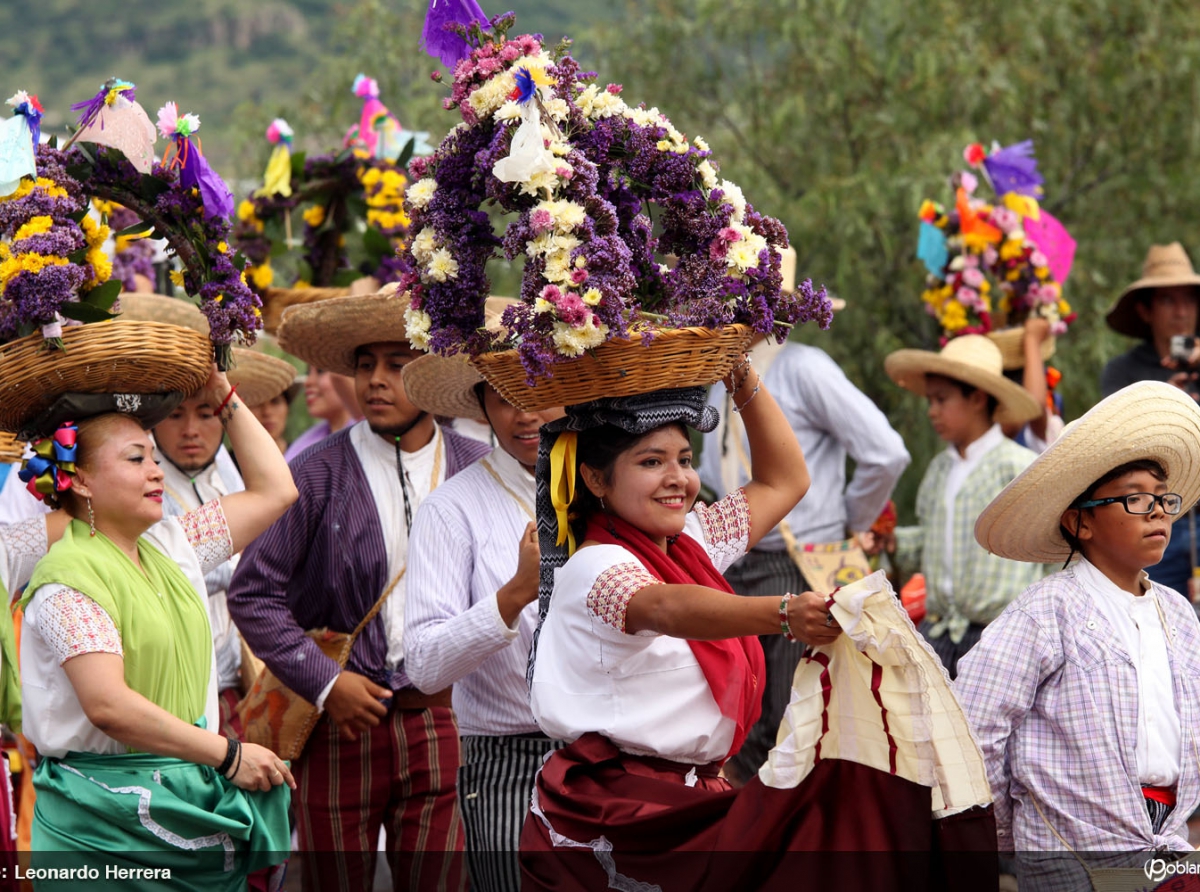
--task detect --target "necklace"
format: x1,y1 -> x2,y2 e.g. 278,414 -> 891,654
394,426 -> 444,532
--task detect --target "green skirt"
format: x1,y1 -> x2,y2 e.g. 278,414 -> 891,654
30,748 -> 290,892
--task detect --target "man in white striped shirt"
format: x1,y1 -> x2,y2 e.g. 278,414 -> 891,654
403,352 -> 564,892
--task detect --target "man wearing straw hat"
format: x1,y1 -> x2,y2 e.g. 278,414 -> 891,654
697,288 -> 911,785
402,321 -> 564,892
960,381 -> 1200,890
228,286 -> 488,891
883,334 -> 1044,678
1101,242 -> 1200,600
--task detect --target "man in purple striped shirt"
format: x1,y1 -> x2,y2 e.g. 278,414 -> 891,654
229,288 -> 489,891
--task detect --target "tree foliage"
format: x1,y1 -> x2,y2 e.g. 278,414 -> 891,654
586,0 -> 1200,516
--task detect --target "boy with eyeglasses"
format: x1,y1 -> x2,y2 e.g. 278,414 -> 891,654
958,381 -> 1200,890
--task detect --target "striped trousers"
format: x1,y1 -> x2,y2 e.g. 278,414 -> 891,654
722,549 -> 808,784
458,734 -> 561,892
293,706 -> 466,892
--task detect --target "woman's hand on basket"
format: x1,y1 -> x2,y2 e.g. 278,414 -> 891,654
786,590 -> 842,648
229,742 -> 296,792
197,363 -> 234,409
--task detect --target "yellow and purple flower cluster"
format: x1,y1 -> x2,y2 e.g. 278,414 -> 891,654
400,13 -> 832,381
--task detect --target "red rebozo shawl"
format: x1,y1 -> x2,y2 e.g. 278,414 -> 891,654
584,513 -> 765,760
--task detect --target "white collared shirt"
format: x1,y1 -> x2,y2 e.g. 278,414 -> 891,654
940,424 -> 1006,602
1075,557 -> 1181,786
405,446 -> 543,735
349,420 -> 445,671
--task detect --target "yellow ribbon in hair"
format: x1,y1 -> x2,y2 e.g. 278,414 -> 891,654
549,432 -> 578,554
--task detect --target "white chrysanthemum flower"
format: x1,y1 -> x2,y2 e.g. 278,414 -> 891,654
527,233 -> 555,257
495,101 -> 522,122
549,140 -> 571,157
697,160 -> 718,192
554,200 -> 587,232
591,91 -> 626,119
521,168 -> 559,198
551,315 -> 609,356
720,179 -> 747,223
426,248 -> 460,283
582,287 -> 602,306
404,307 -> 433,351
726,227 -> 768,273
535,297 -> 555,315
407,179 -> 437,211
543,98 -> 570,122
694,136 -> 710,153
412,227 -> 437,263
576,84 -> 600,117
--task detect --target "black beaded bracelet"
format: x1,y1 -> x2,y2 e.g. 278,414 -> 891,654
216,736 -> 239,777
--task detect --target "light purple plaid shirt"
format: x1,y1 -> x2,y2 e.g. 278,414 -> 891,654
955,565 -> 1200,860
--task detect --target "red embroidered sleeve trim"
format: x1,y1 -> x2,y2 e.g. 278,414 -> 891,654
586,561 -> 659,634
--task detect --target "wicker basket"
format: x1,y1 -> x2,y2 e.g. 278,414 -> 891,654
986,327 -> 1055,371
472,325 -> 754,412
0,321 -> 212,434
0,433 -> 24,463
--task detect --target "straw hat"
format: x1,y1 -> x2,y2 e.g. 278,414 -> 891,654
884,334 -> 1041,426
276,283 -> 410,378
975,381 -> 1200,564
1105,242 -> 1200,340
402,298 -> 517,423
227,349 -> 297,407
117,292 -> 209,334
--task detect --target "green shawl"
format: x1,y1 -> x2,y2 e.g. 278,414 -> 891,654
23,519 -> 212,725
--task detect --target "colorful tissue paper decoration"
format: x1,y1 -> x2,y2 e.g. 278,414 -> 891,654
347,75 -> 434,162
422,0 -> 490,69
67,79 -> 157,174
0,145 -> 113,348
157,103 -> 234,221
255,118 -> 293,199
0,92 -> 41,197
402,13 -> 831,380
916,140 -> 1076,341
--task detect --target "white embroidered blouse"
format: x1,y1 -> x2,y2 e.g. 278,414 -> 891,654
21,501 -> 233,758
530,490 -> 752,765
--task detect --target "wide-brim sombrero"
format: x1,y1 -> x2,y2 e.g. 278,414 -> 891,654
227,349 -> 298,407
401,298 -> 518,423
884,334 -> 1041,427
276,284 -> 410,378
975,381 -> 1200,564
117,292 -> 209,333
1105,242 -> 1200,340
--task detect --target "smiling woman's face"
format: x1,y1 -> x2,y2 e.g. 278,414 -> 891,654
71,414 -> 166,537
580,424 -> 700,548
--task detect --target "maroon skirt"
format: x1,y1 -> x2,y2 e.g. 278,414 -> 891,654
520,732 -> 995,892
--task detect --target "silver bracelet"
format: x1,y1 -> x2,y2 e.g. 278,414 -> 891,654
732,380 -> 761,413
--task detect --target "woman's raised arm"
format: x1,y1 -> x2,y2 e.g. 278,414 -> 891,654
195,366 -> 299,553
723,357 -> 809,549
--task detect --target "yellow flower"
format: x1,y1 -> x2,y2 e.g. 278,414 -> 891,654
303,204 -> 326,228
251,263 -> 274,290
115,231 -> 149,253
360,168 -> 383,187
217,241 -> 229,254
941,302 -> 969,333
13,216 -> 53,242
0,253 -> 68,286
1034,266 -> 1049,280
237,200 -> 256,221
169,269 -> 185,288
92,198 -> 117,217
1058,299 -> 1071,316
85,249 -> 112,288
1006,269 -> 1020,281
999,239 -> 1024,261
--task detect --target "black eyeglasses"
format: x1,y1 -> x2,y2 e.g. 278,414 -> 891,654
1074,492 -> 1184,516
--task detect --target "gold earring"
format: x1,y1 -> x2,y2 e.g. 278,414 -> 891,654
87,498 -> 96,537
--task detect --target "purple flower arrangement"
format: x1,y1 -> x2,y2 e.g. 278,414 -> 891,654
67,141 -> 261,369
399,14 -> 832,380
98,201 -> 156,292
0,145 -> 111,349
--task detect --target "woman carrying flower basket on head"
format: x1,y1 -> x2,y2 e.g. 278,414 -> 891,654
521,375 -> 997,891
17,366 -> 297,890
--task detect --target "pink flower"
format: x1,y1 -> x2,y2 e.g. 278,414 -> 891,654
962,253 -> 980,268
500,44 -> 520,62
540,284 -> 563,303
530,209 -> 554,234
478,58 -> 501,76
983,247 -> 999,267
1030,250 -> 1048,268
556,167 -> 573,180
555,291 -> 590,326
956,286 -> 982,310
959,171 -> 978,195
718,227 -> 742,242
606,84 -> 623,95
571,268 -> 589,285
962,268 -> 984,288
990,207 -> 1019,233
